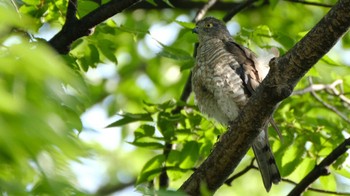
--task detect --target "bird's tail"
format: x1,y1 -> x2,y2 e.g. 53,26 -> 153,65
252,130 -> 281,192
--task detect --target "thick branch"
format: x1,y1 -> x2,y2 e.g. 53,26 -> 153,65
64,0 -> 78,27
180,0 -> 350,194
49,0 -> 142,54
288,137 -> 350,196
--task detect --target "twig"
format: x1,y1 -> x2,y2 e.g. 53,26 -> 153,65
225,158 -> 257,185
287,137 -> 350,196
284,0 -> 333,8
293,79 -> 350,106
10,0 -> 20,14
194,0 -> 219,22
223,0 -> 257,22
292,79 -> 343,95
283,178 -> 350,195
130,0 -> 248,11
159,142 -> 172,188
307,78 -> 350,124
96,180 -> 136,196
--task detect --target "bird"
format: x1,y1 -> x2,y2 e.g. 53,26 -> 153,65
191,16 -> 281,192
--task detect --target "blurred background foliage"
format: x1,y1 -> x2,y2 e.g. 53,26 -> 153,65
1,0 -> 350,195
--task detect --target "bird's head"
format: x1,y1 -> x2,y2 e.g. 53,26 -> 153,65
193,17 -> 232,42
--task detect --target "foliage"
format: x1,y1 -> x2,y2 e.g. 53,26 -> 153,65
1,0 -> 350,195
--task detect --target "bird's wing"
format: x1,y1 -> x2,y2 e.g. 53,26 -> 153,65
224,41 -> 262,95
225,41 -> 282,191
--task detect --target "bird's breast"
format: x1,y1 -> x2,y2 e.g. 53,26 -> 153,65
192,42 -> 249,124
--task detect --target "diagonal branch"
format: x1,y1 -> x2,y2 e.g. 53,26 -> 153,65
64,0 -> 78,28
194,0 -> 219,22
283,178 -> 350,195
293,79 -> 350,106
49,0 -> 142,54
179,0 -> 350,194
287,137 -> 350,196
223,0 -> 257,22
307,78 -> 350,124
225,158 -> 257,186
284,0 -> 333,8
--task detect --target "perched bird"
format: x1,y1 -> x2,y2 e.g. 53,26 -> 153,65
191,17 -> 281,192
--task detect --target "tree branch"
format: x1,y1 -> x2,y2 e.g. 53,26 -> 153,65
193,0 -> 218,22
223,0 -> 257,22
292,79 -> 343,95
283,178 -> 350,195
96,180 -> 136,196
293,79 -> 350,106
64,0 -> 78,28
130,0 -> 244,11
307,78 -> 350,124
179,0 -> 350,194
49,0 -> 142,54
225,158 -> 257,186
284,0 -> 333,8
287,137 -> 350,196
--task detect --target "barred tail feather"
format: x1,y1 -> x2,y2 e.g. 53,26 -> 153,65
252,131 -> 281,192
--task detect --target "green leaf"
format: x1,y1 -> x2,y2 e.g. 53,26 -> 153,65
128,141 -> 164,149
175,20 -> 195,29
179,141 -> 200,168
157,41 -> 193,62
274,32 -> 295,49
88,44 -> 100,65
97,39 -> 118,63
320,174 -> 336,191
137,155 -> 165,184
161,0 -> 174,8
134,124 -> 155,139
107,112 -> 153,127
77,0 -> 99,18
157,111 -> 185,140
269,0 -> 280,9
116,25 -> 150,35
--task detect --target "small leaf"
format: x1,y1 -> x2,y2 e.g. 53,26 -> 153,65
179,141 -> 200,168
78,0 -> 99,18
116,25 -> 149,35
107,112 -> 153,127
88,44 -> 100,65
320,174 -> 336,191
137,155 -> 165,184
274,32 -> 295,49
97,39 -> 118,63
134,124 -> 155,139
156,41 -> 193,61
162,0 -> 174,8
269,0 -> 280,9
175,20 -> 195,29
128,141 -> 164,149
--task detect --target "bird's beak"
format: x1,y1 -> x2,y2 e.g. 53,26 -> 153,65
192,27 -> 198,34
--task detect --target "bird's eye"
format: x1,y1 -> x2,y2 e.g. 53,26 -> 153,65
205,23 -> 213,28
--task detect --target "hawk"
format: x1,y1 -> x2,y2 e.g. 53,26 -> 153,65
191,17 -> 281,191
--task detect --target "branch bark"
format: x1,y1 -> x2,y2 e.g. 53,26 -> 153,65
49,0 -> 142,54
179,0 -> 350,194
